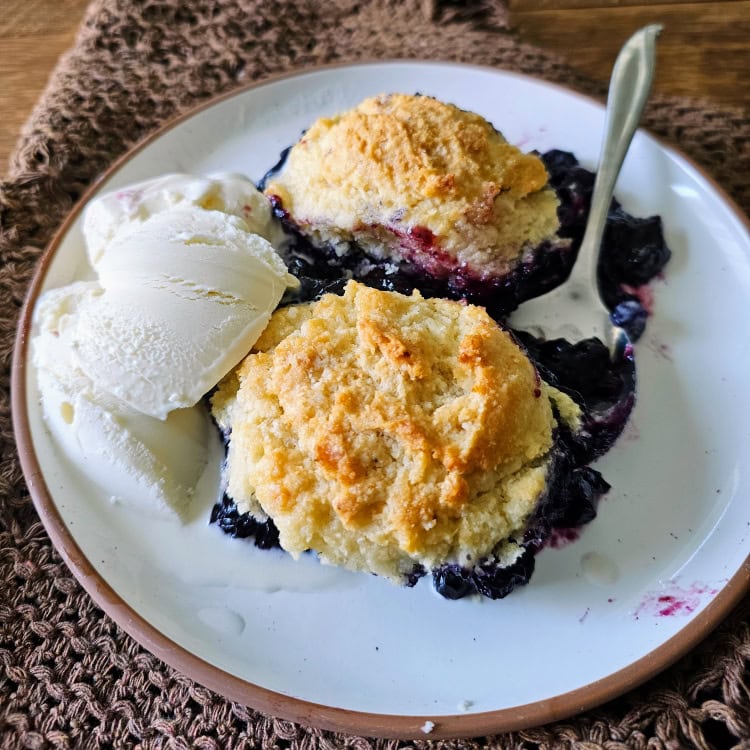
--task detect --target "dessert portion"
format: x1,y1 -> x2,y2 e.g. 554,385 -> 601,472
212,280 -> 590,589
263,97 -> 670,330
212,96 -> 671,599
264,94 -> 569,303
32,174 -> 296,517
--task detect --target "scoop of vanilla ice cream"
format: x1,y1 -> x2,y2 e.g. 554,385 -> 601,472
33,283 -> 211,519
67,207 -> 297,419
33,173 -> 297,518
83,172 -> 287,268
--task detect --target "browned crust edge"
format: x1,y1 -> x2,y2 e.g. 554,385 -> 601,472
10,60 -> 750,741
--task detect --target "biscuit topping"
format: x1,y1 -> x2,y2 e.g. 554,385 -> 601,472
213,281 -> 559,579
264,93 -> 561,278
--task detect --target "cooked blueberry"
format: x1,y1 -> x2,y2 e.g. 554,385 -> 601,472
210,495 -> 282,550
281,276 -> 348,306
541,149 -> 580,185
472,549 -> 536,600
433,565 -> 476,599
520,336 -> 624,406
432,549 -> 538,601
252,519 -> 281,549
611,299 -> 648,340
406,564 -> 427,588
554,467 -> 610,527
601,209 -> 671,285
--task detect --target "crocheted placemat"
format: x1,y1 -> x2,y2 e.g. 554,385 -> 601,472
1,1 -> 748,747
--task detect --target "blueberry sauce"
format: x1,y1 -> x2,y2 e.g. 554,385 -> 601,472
211,149 -> 670,600
541,150 -> 671,341
210,497 -> 280,549
263,150 -> 670,339
433,549 -> 536,601
267,198 -> 577,321
511,332 -> 636,462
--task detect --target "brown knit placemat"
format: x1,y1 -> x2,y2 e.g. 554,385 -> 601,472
1,1 -> 749,747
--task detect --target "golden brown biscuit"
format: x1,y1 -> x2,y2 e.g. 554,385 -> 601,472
213,281 -> 576,582
264,93 -> 562,283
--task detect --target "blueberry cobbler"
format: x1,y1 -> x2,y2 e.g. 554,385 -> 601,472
210,93 -> 670,600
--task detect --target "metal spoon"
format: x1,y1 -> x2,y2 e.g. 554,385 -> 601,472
510,23 -> 662,360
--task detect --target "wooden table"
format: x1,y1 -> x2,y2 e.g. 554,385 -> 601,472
1,0 -> 748,177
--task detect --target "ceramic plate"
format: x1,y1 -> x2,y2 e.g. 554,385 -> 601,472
12,62 -> 750,739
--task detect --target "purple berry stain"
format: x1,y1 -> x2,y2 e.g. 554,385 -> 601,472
634,581 -> 719,618
546,527 -> 581,549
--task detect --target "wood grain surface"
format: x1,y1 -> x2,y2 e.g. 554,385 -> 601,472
509,0 -> 750,107
0,0 -> 89,175
1,0 -> 748,177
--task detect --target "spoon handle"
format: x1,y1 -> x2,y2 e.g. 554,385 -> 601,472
575,24 -> 662,295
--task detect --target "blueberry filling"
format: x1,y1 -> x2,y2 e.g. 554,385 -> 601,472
433,549 -> 536,601
210,497 -> 280,549
600,208 -> 671,288
268,191 -> 576,322
264,150 -> 669,341
210,148 -> 669,600
511,332 -> 636,462
540,150 -> 671,341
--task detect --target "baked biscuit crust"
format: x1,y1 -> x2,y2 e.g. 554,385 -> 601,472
213,281 -> 558,581
264,93 -> 562,281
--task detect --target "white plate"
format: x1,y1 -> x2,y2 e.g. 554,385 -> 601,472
13,62 -> 750,739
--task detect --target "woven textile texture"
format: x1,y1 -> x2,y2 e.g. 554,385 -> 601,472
1,1 -> 749,747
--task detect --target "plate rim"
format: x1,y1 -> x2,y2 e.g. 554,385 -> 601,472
10,59 -> 750,740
